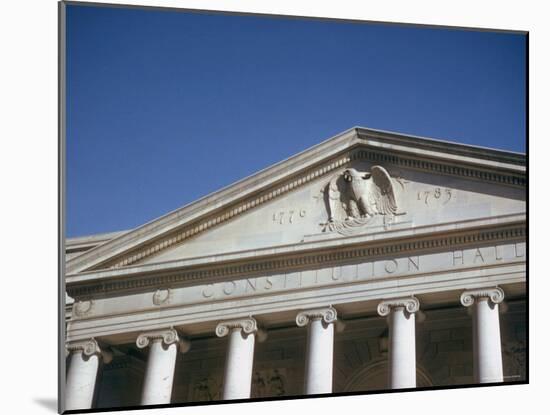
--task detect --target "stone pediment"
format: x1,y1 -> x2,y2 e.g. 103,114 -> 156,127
66,127 -> 525,274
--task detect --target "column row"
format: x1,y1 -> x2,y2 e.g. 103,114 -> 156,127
65,286 -> 506,410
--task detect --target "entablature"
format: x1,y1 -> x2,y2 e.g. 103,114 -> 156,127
66,213 -> 525,300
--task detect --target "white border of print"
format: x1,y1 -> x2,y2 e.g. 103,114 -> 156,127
1,0 -> 543,414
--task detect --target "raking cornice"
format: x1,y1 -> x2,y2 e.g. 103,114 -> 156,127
66,127 -> 525,275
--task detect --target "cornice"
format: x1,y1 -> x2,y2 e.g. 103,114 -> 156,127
355,127 -> 525,168
66,217 -> 526,299
66,135 -> 526,274
66,128 -> 359,274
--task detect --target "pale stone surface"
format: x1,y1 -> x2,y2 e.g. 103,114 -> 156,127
136,329 -> 190,405
216,318 -> 259,399
65,339 -> 111,410
140,340 -> 178,405
137,167 -> 524,265
90,301 -> 526,408
66,351 -> 100,410
461,287 -> 505,383
378,298 -> 419,388
66,240 -> 525,326
296,307 -> 338,394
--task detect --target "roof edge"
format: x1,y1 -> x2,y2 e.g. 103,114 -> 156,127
355,126 -> 525,165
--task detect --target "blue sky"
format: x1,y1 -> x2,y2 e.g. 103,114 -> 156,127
66,4 -> 526,238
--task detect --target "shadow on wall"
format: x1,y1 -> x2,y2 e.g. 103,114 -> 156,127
33,398 -> 57,413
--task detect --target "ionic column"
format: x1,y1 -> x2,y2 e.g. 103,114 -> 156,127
460,287 -> 505,383
377,297 -> 420,389
296,306 -> 338,394
136,328 -> 190,405
65,338 -> 112,411
216,317 -> 263,400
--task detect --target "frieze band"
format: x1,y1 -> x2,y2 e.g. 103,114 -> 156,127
67,226 -> 525,299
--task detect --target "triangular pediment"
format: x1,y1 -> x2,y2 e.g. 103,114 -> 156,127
66,127 -> 525,274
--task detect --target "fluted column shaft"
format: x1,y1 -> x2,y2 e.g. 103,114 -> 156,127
137,328 -> 190,405
378,297 -> 419,389
216,317 -> 262,400
296,306 -> 338,394
65,339 -> 111,411
461,287 -> 505,383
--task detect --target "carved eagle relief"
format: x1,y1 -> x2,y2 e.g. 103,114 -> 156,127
322,166 -> 405,234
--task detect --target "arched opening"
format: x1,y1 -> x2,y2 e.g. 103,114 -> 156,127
343,359 -> 432,392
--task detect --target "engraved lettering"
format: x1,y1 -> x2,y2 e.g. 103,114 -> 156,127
473,248 -> 485,263
407,256 -> 420,271
418,188 -> 452,205
202,284 -> 214,298
495,246 -> 503,261
384,259 -> 398,274
264,276 -> 273,290
272,209 -> 306,225
284,273 -> 300,288
223,281 -> 237,295
453,250 -> 464,266
246,278 -> 257,293
515,243 -> 525,258
445,189 -> 452,204
332,267 -> 341,281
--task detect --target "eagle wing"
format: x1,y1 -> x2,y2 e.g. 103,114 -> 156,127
325,173 -> 351,222
368,166 -> 398,215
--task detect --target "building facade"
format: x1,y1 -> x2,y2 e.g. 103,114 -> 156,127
63,127 -> 527,411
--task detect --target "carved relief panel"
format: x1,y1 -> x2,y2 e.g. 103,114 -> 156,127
319,165 -> 408,235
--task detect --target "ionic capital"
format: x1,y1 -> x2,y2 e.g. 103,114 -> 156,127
66,338 -> 113,363
377,296 -> 420,317
216,317 -> 260,338
296,306 -> 338,327
460,286 -> 505,307
136,328 -> 190,353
